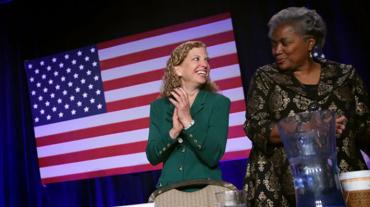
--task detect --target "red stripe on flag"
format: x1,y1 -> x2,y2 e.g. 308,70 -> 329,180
36,117 -> 149,147
106,93 -> 159,112
103,53 -> 239,91
215,77 -> 242,91
229,100 -> 245,113
221,149 -> 250,161
41,163 -> 163,185
100,31 -> 235,70
228,125 -> 245,138
209,53 -> 239,68
39,141 -> 147,167
97,13 -> 230,49
103,70 -> 164,91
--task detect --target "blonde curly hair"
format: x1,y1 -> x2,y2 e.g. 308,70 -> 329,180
160,40 -> 218,97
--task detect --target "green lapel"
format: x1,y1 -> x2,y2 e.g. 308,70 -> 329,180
165,98 -> 175,122
190,90 -> 207,116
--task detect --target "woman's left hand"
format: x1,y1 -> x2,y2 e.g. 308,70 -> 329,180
169,108 -> 183,139
336,115 -> 347,135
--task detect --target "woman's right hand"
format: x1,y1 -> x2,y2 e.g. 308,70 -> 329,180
169,108 -> 183,139
269,123 -> 281,144
169,88 -> 193,127
335,115 -> 347,135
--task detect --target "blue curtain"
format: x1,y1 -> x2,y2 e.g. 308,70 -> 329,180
1,1 -> 369,206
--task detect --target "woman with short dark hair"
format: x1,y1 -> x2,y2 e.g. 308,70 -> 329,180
243,7 -> 370,206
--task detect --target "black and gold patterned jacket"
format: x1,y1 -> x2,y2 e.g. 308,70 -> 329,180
243,59 -> 370,207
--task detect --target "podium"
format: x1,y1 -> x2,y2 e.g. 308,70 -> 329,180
116,203 -> 154,207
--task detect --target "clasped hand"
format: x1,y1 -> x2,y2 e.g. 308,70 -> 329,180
335,115 -> 347,135
168,88 -> 193,139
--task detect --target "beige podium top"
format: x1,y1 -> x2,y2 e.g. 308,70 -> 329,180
115,203 -> 154,207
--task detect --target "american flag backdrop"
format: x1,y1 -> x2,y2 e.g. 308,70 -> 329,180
24,13 -> 251,184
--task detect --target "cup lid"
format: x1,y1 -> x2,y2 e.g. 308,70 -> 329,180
339,170 -> 370,180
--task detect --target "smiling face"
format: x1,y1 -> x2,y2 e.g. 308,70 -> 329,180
270,24 -> 315,71
175,47 -> 210,88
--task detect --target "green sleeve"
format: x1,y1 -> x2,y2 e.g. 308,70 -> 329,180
182,95 -> 230,168
146,101 -> 177,165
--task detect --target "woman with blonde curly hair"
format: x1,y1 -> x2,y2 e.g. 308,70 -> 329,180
146,40 -> 231,189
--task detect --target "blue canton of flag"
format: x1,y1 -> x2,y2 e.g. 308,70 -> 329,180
24,46 -> 106,126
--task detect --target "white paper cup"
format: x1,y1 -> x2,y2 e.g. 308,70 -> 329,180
215,190 -> 246,207
339,170 -> 370,207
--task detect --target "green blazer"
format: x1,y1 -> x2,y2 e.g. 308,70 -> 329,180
146,90 -> 231,188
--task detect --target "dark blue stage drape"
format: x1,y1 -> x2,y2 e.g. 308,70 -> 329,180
1,1 -> 369,206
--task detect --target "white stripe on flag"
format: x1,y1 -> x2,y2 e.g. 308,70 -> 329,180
98,19 -> 233,60
229,111 -> 245,126
205,42 -> 237,60
221,87 -> 245,102
34,105 -> 150,137
101,56 -> 168,81
40,152 -> 150,178
104,80 -> 162,102
37,128 -> 149,157
209,64 -> 241,80
225,137 -> 252,152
